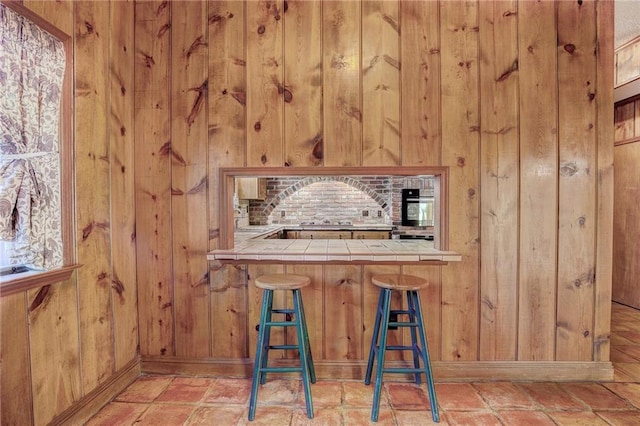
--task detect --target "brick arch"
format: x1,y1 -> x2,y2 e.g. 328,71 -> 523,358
261,176 -> 388,219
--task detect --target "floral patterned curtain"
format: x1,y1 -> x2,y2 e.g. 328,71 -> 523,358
0,5 -> 65,269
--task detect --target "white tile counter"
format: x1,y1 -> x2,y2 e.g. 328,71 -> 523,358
208,239 -> 461,263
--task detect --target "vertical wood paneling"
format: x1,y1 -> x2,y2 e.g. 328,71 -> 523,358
613,144 -> 640,308
322,1 -> 362,166
283,0 -> 322,167
363,265 -> 403,361
288,264 -> 324,361
75,0 -> 115,388
170,0 -> 211,358
28,280 -> 80,425
439,0 -> 480,362
323,265 -> 362,360
478,0 -> 519,361
595,0 -> 615,361
109,0 -> 137,370
614,101 -> 635,141
208,0 -> 248,358
247,264 -> 285,359
134,0 -> 174,357
555,0 -> 597,361
0,293 -> 32,426
361,0 -> 400,166
517,0 -> 558,361
403,265 -> 443,362
246,0 -> 284,167
400,0 -> 440,165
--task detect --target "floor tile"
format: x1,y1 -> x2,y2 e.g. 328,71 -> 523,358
204,377 -> 251,404
434,383 -> 486,411
617,330 -> 640,344
615,363 -> 640,381
444,410 -> 502,425
386,382 -> 432,410
560,382 -> 632,410
85,402 -> 147,426
595,410 -> 640,426
114,375 -> 173,403
518,382 -> 587,411
156,377 -> 211,403
186,406 -> 245,425
343,381 -> 388,407
238,406 -> 293,425
604,383 -> 640,408
255,378 -> 300,404
497,410 -> 556,425
473,381 -> 537,410
297,380 -> 342,407
342,407 -> 395,425
547,410 -> 610,426
134,404 -> 195,426
395,409 -> 443,425
290,407 -> 344,425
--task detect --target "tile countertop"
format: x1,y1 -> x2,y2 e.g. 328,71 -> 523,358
208,239 -> 462,263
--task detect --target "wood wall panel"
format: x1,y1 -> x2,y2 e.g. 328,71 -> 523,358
288,264 -> 324,361
439,0 -> 480,362
399,0 -> 440,165
170,0 -> 211,358
478,0 -> 519,361
109,0 -> 138,371
28,280 -> 80,425
283,0 -> 322,167
361,0 -> 400,166
517,0 -> 558,361
595,0 -> 614,362
0,293 -> 32,426
74,0 -> 116,390
614,101 -> 636,141
322,1 -> 362,166
555,0 -> 597,361
323,265 -> 363,360
246,0 -> 284,167
247,264 -> 285,359
22,0 -> 73,34
134,0 -> 174,357
207,0 -> 248,359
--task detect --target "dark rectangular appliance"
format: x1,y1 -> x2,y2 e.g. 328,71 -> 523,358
401,188 -> 434,227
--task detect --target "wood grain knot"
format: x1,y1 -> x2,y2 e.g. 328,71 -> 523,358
257,25 -> 265,35
564,44 -> 576,54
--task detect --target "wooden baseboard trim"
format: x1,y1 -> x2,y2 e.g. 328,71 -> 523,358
140,357 -> 614,382
49,358 -> 140,426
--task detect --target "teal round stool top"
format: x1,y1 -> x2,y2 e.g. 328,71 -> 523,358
255,274 -> 311,290
371,274 -> 428,291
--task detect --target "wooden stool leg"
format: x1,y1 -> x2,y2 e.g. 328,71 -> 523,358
249,289 -> 273,421
407,290 -> 422,385
413,291 -> 439,422
365,288 -> 385,385
260,290 -> 275,385
293,289 -> 314,419
371,289 -> 392,422
297,290 -> 316,383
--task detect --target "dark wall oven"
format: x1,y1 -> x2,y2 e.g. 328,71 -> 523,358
401,188 -> 434,227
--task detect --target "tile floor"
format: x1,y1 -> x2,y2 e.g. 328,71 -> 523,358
87,302 -> 640,425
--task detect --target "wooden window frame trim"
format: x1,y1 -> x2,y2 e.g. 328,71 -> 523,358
219,166 -> 450,250
0,1 -> 78,296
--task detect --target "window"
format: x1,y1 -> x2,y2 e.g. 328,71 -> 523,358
0,3 -> 74,289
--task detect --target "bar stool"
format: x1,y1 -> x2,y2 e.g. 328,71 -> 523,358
365,274 -> 439,422
248,274 -> 316,421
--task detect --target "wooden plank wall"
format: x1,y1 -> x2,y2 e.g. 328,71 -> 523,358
135,0 -> 613,369
0,1 -> 615,423
1,1 -> 138,425
613,96 -> 640,309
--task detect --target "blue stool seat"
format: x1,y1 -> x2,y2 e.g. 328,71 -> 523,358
365,274 -> 439,422
249,274 -> 316,421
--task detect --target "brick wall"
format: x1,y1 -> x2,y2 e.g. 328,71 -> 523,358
248,176 -> 434,226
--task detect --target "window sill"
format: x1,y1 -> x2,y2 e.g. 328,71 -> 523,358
0,264 -> 82,297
